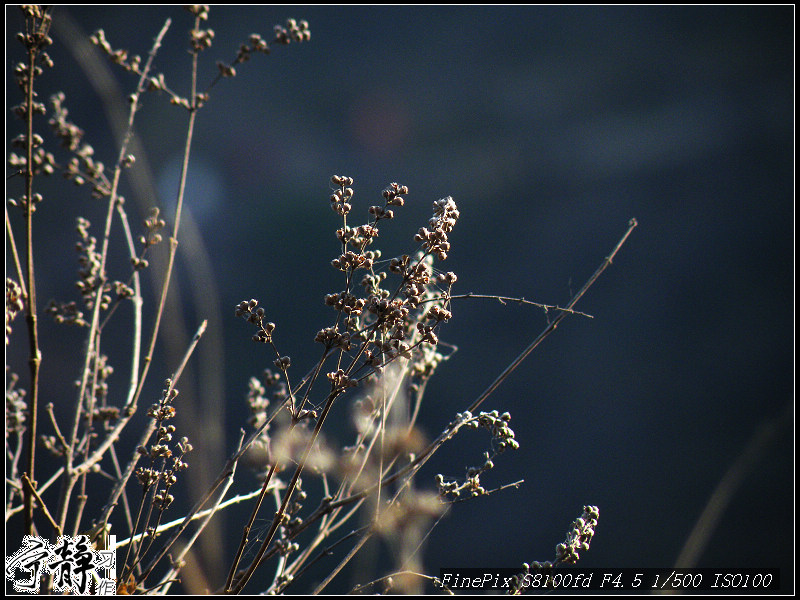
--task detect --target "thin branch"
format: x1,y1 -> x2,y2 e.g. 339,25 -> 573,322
429,293 -> 594,319
312,524 -> 374,594
349,569 -> 452,595
21,7 -> 51,536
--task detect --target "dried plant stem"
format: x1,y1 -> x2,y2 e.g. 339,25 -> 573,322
22,474 -> 59,536
54,18 -> 172,539
313,523 -> 374,594
223,461 -> 280,591
114,202 -> 144,408
22,34 -> 43,537
349,569 -> 447,594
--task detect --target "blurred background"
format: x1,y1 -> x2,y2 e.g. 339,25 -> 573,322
6,5 -> 793,594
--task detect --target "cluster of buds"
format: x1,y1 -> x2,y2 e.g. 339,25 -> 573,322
331,250 -> 374,272
382,182 -> 408,206
190,26 -> 215,52
247,376 -> 269,429
324,291 -> 366,316
274,480 -> 307,557
74,217 -> 104,307
414,314 -> 442,346
48,92 -> 84,151
146,381 -> 178,423
468,410 -> 519,452
137,380 -> 192,512
314,325 -> 352,351
90,29 -> 141,72
8,147 -> 54,180
46,300 -> 87,327
5,372 -> 27,435
364,181 -> 409,223
247,369 -> 287,449
415,304 -> 452,346
10,133 -> 43,151
273,355 -> 291,371
235,299 -> 276,343
185,5 -> 210,20
435,447 -> 497,500
415,196 -> 459,260
366,297 -> 409,327
330,175 -> 354,216
218,33 -> 272,78
368,204 -> 394,221
336,224 -> 379,250
360,271 -> 388,298
436,271 -> 458,288
556,505 -> 599,564
138,206 -> 166,254
388,254 -> 410,275
6,279 -> 25,343
401,259 -> 432,307
152,489 -> 174,510
274,18 -> 311,45
138,434 -> 193,509
82,353 -> 114,412
408,337 -> 447,384
327,368 -> 358,391
66,217 -> 130,311
63,145 -> 111,198
436,410 -> 519,501
16,6 -> 53,53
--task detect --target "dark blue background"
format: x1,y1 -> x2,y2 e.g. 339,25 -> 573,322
6,5 -> 793,594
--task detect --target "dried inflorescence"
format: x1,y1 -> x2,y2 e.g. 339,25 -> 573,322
91,25 -> 198,109
556,504 -> 599,564
435,410 -> 519,500
8,9 -> 55,212
90,29 -> 142,71
214,17 -> 310,85
238,177 -> 460,409
330,174 -> 355,216
6,279 -> 25,344
236,299 -> 277,344
45,218 -> 135,324
508,505 -> 601,593
136,381 -> 193,513
49,92 -> 85,152
275,18 -> 311,45
414,196 -> 460,260
327,178 -> 459,368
